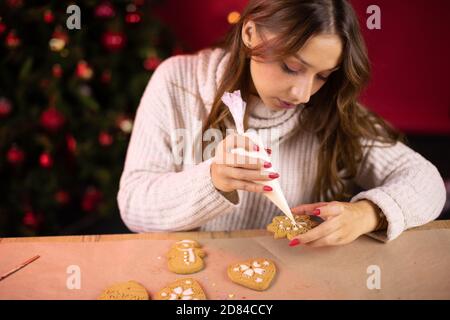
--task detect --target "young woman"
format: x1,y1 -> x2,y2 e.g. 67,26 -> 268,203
117,0 -> 446,247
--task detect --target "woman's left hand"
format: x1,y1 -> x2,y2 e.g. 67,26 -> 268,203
288,200 -> 382,247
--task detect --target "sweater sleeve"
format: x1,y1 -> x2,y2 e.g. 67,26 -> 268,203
117,57 -> 240,232
350,139 -> 446,242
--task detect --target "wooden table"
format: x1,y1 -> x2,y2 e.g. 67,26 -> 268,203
1,220 -> 449,300
1,220 -> 449,243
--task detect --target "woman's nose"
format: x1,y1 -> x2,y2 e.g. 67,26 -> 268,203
290,77 -> 314,104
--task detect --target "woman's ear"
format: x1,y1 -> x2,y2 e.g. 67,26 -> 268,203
241,20 -> 256,48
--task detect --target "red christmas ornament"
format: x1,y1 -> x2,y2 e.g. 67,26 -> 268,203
81,187 -> 103,212
76,60 -> 93,80
39,152 -> 53,168
98,132 -> 113,146
101,31 -> 126,51
52,64 -> 63,78
40,107 -> 65,132
125,12 -> 141,24
94,1 -> 116,19
143,56 -> 161,71
66,134 -> 77,153
55,190 -> 70,205
6,30 -> 20,48
0,22 -> 6,35
23,211 -> 41,229
7,146 -> 25,165
0,97 -> 12,118
43,9 -> 54,23
6,0 -> 23,9
100,70 -> 112,84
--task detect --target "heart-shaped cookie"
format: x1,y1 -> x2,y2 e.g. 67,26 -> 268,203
98,280 -> 150,300
167,239 -> 206,274
267,214 -> 318,240
156,278 -> 207,300
227,258 -> 276,291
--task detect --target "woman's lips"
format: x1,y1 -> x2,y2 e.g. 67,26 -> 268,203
277,98 -> 297,109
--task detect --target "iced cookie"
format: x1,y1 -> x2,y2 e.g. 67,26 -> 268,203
156,278 -> 207,300
267,215 -> 318,240
167,239 -> 206,274
98,280 -> 149,300
227,258 -> 276,291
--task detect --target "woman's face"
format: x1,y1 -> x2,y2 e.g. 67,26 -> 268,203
242,22 -> 343,111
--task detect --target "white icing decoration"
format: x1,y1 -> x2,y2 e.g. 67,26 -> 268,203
255,278 -> 263,283
177,245 -> 196,263
169,293 -> 177,300
243,269 -> 254,277
173,287 -> 183,294
253,261 -> 261,267
254,268 -> 265,275
182,295 -> 192,300
161,292 -> 167,297
183,288 -> 193,295
263,261 -> 270,266
233,267 -> 239,272
239,264 -> 249,271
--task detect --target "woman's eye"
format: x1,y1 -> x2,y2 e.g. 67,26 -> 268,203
281,62 -> 329,82
281,63 -> 298,75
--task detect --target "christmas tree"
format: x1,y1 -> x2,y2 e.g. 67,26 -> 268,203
0,0 -> 182,236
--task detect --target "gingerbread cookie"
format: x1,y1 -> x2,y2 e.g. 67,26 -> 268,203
267,215 -> 318,240
98,280 -> 149,300
227,258 -> 276,291
156,278 -> 207,300
167,239 -> 206,274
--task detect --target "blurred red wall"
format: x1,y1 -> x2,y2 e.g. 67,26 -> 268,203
153,0 -> 450,134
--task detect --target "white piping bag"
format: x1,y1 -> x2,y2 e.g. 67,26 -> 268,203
221,90 -> 297,225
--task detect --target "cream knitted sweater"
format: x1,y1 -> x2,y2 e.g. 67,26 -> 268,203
117,47 -> 446,242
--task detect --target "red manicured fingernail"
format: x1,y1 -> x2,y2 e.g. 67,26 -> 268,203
289,239 -> 300,247
264,162 -> 272,168
263,185 -> 273,192
266,148 -> 272,155
253,145 -> 260,151
268,173 -> 279,179
312,209 -> 320,216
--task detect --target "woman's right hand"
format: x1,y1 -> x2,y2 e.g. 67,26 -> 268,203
210,133 -> 279,193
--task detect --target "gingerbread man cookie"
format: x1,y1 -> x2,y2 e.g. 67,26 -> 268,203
167,239 -> 206,274
98,280 -> 150,300
227,258 -> 277,291
267,214 -> 318,240
156,278 -> 207,300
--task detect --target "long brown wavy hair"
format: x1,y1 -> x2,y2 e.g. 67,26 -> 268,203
202,0 -> 404,202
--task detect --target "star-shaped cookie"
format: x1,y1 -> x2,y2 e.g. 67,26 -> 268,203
267,214 -> 318,240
